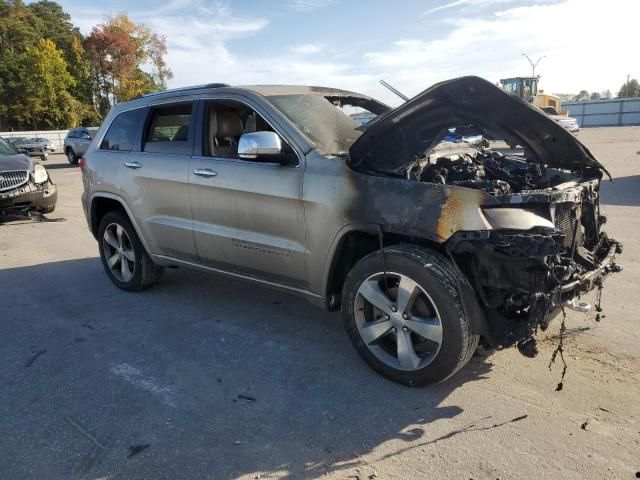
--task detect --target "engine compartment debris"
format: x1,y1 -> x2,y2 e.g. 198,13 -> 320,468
430,137 -> 623,360
406,142 -> 550,195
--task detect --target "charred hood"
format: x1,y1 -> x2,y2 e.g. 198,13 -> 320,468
348,76 -> 608,177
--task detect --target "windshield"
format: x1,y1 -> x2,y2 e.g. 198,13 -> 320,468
0,137 -> 17,155
266,94 -> 365,155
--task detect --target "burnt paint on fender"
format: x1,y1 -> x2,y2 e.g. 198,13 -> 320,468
302,150 -> 499,296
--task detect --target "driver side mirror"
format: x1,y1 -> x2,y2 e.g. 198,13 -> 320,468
238,131 -> 294,165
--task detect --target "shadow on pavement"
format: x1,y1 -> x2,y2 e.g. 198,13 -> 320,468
600,175 -> 640,206
0,211 -> 66,224
0,258 -> 494,480
43,162 -> 79,170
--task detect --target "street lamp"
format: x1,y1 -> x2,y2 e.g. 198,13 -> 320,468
522,53 -> 545,77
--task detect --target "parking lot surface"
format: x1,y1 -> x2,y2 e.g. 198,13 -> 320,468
1,127 -> 639,480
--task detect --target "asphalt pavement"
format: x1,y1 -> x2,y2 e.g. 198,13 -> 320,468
1,127 -> 639,479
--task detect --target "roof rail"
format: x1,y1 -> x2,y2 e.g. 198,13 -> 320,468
133,83 -> 230,100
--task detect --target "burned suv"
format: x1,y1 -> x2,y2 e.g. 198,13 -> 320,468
81,76 -> 621,386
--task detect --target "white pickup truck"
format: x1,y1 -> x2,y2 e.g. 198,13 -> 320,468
540,106 -> 580,134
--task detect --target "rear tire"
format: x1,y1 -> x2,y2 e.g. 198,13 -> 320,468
342,244 -> 479,386
98,211 -> 163,291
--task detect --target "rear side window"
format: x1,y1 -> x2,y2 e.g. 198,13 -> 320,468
143,103 -> 192,155
100,108 -> 146,151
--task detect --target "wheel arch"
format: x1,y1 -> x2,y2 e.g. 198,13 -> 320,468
323,224 -> 447,311
89,192 -> 153,258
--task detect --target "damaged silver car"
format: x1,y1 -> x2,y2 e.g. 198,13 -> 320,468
82,76 -> 621,386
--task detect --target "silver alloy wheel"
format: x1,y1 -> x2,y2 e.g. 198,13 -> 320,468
102,223 -> 135,283
67,150 -> 74,163
354,271 -> 443,371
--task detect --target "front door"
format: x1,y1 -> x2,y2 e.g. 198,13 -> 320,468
189,98 -> 306,287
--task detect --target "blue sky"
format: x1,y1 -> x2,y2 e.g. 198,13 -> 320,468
53,0 -> 638,105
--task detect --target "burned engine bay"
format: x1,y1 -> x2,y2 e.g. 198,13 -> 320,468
405,140 -> 575,195
406,137 -> 623,354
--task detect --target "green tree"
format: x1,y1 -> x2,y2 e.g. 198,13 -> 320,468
28,1 -> 78,53
0,0 -> 41,56
28,0 -> 94,114
573,90 -> 590,101
0,0 -> 96,129
20,38 -> 81,129
0,50 -> 30,129
618,78 -> 640,98
0,2 -> 171,129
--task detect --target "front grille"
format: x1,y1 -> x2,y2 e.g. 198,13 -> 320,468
554,202 -> 583,249
0,170 -> 29,192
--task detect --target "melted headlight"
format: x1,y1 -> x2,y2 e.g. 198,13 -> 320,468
482,208 -> 554,231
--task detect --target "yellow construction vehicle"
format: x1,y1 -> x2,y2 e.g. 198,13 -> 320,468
500,76 -> 578,134
499,76 -> 568,114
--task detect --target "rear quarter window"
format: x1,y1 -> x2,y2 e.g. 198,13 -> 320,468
100,108 -> 147,151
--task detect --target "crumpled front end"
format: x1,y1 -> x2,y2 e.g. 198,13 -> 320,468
446,178 -> 622,350
0,169 -> 57,214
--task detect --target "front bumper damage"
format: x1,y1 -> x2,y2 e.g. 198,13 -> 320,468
0,179 -> 57,214
446,181 -> 622,350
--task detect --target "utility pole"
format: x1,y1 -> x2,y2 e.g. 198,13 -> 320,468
623,73 -> 630,97
521,53 -> 545,77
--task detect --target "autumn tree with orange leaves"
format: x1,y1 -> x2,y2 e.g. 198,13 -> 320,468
85,13 -> 173,115
0,2 -> 172,129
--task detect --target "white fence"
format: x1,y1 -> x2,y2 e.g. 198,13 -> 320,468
0,130 -> 69,149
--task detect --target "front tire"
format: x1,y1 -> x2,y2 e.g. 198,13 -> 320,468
98,211 -> 163,291
342,245 -> 479,386
39,205 -> 55,214
66,149 -> 78,165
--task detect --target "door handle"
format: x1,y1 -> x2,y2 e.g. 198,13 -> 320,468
193,168 -> 217,178
124,161 -> 142,169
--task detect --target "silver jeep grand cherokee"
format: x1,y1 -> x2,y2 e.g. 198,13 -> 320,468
81,76 -> 621,386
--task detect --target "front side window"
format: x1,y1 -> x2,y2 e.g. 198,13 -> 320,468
204,100 -> 293,162
143,103 -> 192,155
100,108 -> 146,151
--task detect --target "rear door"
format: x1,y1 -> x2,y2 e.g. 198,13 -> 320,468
189,97 -> 307,287
96,102 -> 197,261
